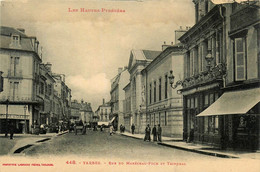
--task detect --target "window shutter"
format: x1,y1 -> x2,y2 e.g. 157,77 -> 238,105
235,38 -> 246,81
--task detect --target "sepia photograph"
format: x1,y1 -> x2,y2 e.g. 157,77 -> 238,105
0,0 -> 260,171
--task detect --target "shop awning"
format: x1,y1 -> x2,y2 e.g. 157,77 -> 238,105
197,88 -> 260,117
110,116 -> 116,123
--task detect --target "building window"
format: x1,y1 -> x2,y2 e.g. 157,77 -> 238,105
234,38 -> 246,81
12,35 -> 20,46
164,111 -> 167,126
214,116 -> 219,133
159,78 -> 161,101
159,112 -> 161,125
209,93 -> 214,105
165,75 -> 168,99
154,81 -> 156,103
204,116 -> 208,133
149,83 -> 152,104
40,82 -> 44,94
154,113 -> 155,125
204,94 -> 209,107
187,51 -> 190,77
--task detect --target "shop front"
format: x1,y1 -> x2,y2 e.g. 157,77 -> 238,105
0,104 -> 31,134
197,88 -> 260,151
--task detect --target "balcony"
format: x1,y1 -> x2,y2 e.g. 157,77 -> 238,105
0,94 -> 42,104
182,63 -> 226,89
7,70 -> 23,79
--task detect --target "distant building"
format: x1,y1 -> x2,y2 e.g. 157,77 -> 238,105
110,67 -> 130,130
127,49 -> 161,133
123,83 -> 131,132
95,99 -> 112,123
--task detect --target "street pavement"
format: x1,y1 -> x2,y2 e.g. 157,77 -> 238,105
1,129 -> 260,172
19,129 -> 218,161
1,129 -> 260,160
120,132 -> 260,160
0,131 -> 68,155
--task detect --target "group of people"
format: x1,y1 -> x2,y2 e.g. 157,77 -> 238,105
74,120 -> 87,135
144,124 -> 162,142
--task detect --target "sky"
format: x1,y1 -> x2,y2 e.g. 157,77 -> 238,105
1,0 -> 195,110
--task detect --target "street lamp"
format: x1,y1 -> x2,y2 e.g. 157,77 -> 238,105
24,105 -> 27,134
168,70 -> 175,88
205,52 -> 213,71
168,70 -> 183,89
5,99 -> 9,137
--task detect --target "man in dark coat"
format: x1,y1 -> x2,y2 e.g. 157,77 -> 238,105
131,124 -> 135,134
144,124 -> 151,142
157,124 -> 162,142
152,125 -> 157,141
9,121 -> 15,139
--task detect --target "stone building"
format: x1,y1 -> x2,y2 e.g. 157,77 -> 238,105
141,41 -> 186,138
0,26 -> 42,133
95,99 -> 112,123
123,83 -> 131,132
178,0 -> 260,150
0,26 -> 73,133
127,49 -> 161,133
110,67 -> 130,130
52,74 -> 72,123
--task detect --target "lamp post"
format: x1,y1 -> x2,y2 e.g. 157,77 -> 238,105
24,105 -> 27,134
5,99 -> 9,137
168,70 -> 175,88
168,70 -> 183,90
205,53 -> 213,71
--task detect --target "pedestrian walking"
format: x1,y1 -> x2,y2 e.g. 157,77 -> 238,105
144,124 -> 151,142
82,121 -> 87,135
9,121 -> 15,140
74,123 -> 77,135
120,124 -> 123,133
109,125 -> 114,136
157,124 -> 162,142
152,125 -> 157,141
131,124 -> 135,134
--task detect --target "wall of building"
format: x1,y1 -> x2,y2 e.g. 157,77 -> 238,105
145,51 -> 183,137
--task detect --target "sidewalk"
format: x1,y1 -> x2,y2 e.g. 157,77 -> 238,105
119,132 -> 260,160
0,130 -> 68,155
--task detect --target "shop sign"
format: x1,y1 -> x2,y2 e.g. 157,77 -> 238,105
0,114 -> 29,119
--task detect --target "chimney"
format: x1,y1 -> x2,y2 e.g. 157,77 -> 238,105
103,98 -> 105,105
45,62 -> 52,72
17,28 -> 25,33
162,41 -> 172,51
118,67 -> 123,74
175,27 -> 188,44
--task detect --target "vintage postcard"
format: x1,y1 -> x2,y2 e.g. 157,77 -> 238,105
0,0 -> 260,171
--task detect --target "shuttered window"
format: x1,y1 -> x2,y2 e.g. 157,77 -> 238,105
235,38 -> 246,81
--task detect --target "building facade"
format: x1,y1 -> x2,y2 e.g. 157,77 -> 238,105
110,67 -> 130,130
127,49 -> 161,133
123,83 -> 131,132
0,26 -> 73,134
0,26 -> 42,133
95,99 -> 112,123
179,0 -> 260,150
142,43 -> 185,138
